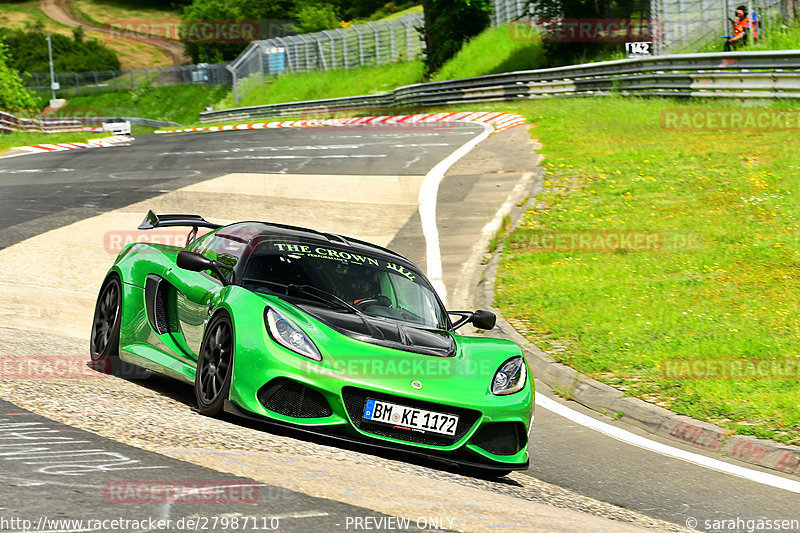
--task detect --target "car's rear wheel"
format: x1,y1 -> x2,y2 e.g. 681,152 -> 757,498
195,312 -> 234,417
90,275 -> 121,372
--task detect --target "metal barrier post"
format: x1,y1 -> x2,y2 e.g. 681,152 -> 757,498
399,17 -> 413,61
366,22 -> 380,65
387,20 -> 395,62
353,24 -> 364,66
340,29 -> 349,69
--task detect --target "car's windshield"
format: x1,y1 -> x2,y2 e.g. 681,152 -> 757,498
241,240 -> 448,329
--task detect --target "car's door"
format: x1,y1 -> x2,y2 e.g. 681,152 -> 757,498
166,232 -> 247,360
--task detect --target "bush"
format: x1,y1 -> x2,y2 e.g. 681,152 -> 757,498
0,24 -> 120,74
0,42 -> 40,112
420,0 -> 492,75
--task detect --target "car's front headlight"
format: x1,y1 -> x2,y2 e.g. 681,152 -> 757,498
491,356 -> 527,395
265,308 -> 321,361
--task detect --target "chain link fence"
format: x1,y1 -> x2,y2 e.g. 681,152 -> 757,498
23,63 -> 232,95
510,0 -> 781,55
20,1 -> 788,102
492,0 -> 529,24
227,13 -> 425,103
496,0 -> 783,54
654,0 -> 781,54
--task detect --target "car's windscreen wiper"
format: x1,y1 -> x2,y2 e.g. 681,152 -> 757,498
244,279 -> 349,310
243,279 -> 384,339
289,284 -> 385,340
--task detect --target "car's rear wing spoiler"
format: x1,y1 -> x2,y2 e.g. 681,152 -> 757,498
138,210 -> 223,231
138,210 -> 223,246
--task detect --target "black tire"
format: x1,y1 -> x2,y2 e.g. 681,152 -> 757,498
195,312 -> 234,417
89,274 -> 149,379
90,275 -> 122,373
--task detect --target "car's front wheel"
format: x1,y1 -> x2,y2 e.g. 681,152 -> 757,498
195,312 -> 234,417
89,274 -> 149,379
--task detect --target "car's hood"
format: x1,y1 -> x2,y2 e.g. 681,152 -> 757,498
297,305 -> 456,357
247,290 -> 529,404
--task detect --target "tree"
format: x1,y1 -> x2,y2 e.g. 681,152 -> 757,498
181,0 -> 245,63
420,0 -> 492,75
0,28 -> 120,74
291,2 -> 340,33
527,0 -> 643,66
782,0 -> 800,23
0,42 -> 40,112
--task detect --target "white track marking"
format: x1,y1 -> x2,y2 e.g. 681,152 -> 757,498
535,393 -> 800,494
205,154 -> 386,161
420,123 -> 493,305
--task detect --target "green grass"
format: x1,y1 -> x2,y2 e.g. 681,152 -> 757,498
490,97 -> 800,445
431,24 -> 546,82
0,130 -> 132,153
63,83 -> 230,125
697,22 -> 800,53
215,61 -> 425,110
377,4 -> 423,21
215,23 -> 549,110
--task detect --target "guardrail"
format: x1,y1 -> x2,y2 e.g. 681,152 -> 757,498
0,112 -> 180,133
200,50 -> 800,123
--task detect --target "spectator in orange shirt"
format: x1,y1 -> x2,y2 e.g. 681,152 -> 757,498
725,6 -> 750,51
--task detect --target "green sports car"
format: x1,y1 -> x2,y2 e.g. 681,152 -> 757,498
90,211 -> 533,475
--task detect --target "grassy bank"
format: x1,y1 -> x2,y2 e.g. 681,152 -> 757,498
430,24 -> 546,82
0,130 -> 130,153
699,21 -> 800,53
63,84 -> 230,125
491,97 -> 800,445
215,61 -> 425,110
215,23 -> 547,109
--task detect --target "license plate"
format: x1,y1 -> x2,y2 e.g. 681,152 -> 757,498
362,398 -> 459,436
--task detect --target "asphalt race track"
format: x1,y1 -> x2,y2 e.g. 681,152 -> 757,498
0,125 -> 478,249
0,399 -> 402,533
0,124 -> 797,533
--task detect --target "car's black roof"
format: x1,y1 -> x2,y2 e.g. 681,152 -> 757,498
214,221 -> 416,268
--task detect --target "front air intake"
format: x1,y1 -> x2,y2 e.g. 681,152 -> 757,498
471,422 -> 527,456
258,378 -> 332,418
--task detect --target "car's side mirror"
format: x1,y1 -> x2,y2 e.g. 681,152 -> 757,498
470,309 -> 496,330
177,250 -> 213,271
177,251 -> 229,285
449,309 -> 496,330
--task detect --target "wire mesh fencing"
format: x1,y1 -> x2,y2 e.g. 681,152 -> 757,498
492,0 -> 530,25
516,0 -> 783,55
653,0 -> 782,53
227,13 -> 425,103
22,63 -> 232,96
